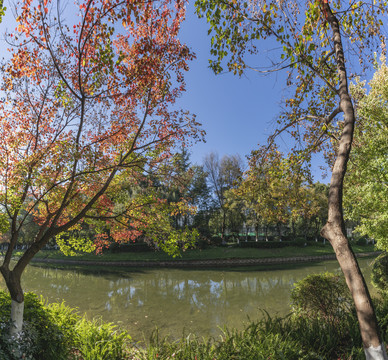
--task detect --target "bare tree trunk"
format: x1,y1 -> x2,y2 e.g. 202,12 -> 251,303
0,267 -> 24,335
277,223 -> 282,238
221,209 -> 226,243
320,2 -> 387,358
291,219 -> 295,238
0,229 -> 55,336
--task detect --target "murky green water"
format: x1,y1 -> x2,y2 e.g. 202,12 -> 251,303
0,258 -> 376,341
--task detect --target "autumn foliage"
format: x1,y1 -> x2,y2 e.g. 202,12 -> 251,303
0,0 -> 202,258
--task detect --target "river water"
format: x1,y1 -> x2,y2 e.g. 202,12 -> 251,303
0,258 -> 376,341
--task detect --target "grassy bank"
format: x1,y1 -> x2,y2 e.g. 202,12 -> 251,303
22,243 -> 376,263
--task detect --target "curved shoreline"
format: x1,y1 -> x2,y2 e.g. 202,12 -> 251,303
30,251 -> 381,268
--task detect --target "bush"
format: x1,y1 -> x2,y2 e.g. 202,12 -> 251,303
144,323 -> 311,360
371,253 -> 388,295
209,236 -> 223,246
238,241 -> 292,249
280,235 -> 294,242
290,272 -> 354,322
355,237 -> 368,246
143,313 -> 365,360
108,242 -> 153,253
0,291 -> 132,360
375,295 -> 388,342
195,237 -> 212,249
74,318 -> 132,360
294,237 -> 307,247
0,291 -> 72,360
215,322 -> 310,360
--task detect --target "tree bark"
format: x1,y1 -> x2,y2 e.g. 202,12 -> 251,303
320,2 -> 387,358
10,300 -> 24,336
0,267 -> 24,335
221,208 -> 226,243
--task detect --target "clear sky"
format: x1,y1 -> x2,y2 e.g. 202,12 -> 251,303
176,3 -> 333,182
0,0 -> 329,179
178,3 -> 288,169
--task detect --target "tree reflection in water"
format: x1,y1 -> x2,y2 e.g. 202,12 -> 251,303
0,259 -> 374,341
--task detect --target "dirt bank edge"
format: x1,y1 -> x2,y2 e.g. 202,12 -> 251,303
30,251 -> 381,268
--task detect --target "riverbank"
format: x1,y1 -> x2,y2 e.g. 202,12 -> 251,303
2,279 -> 387,360
25,244 -> 379,268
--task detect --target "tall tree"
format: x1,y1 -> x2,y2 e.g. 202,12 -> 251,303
196,0 -> 388,357
164,148 -> 194,229
345,57 -> 388,250
235,145 -> 307,240
84,171 -> 199,255
185,164 -> 212,237
295,182 -> 329,241
204,152 -> 243,239
0,0 -> 201,335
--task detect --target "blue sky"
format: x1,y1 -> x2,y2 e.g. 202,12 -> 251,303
1,1 -> 283,167
0,0 -> 328,180
178,3 -> 287,169
177,3 -> 333,182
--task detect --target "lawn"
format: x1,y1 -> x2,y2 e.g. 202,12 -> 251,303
20,242 -> 377,263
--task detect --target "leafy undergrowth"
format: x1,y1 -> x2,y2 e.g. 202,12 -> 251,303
0,291 -> 132,360
132,305 -> 388,360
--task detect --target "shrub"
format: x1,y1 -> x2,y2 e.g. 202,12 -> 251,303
209,236 -> 223,246
215,322 -> 310,360
0,291 -> 72,360
74,318 -> 132,360
195,237 -> 211,249
0,291 -> 133,360
144,324 -> 310,360
46,301 -> 80,352
290,272 -> 354,323
371,253 -> 388,295
280,235 -> 294,242
375,295 -> 388,343
143,313 -> 365,360
294,237 -> 307,247
238,241 -> 291,249
108,242 -> 153,253
355,237 -> 368,246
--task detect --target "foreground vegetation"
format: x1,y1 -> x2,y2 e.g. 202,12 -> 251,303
0,291 -> 132,360
1,267 -> 388,360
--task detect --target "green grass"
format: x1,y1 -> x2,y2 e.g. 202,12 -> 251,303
17,243 -> 377,263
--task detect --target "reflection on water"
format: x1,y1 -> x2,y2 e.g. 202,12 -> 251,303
0,258 -> 375,341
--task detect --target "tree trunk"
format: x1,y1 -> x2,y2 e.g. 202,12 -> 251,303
0,268 -> 24,335
277,223 -> 282,238
11,300 -> 24,336
320,2 -> 387,358
221,209 -> 226,244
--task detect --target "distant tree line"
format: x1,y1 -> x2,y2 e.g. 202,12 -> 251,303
3,143 -> 378,252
